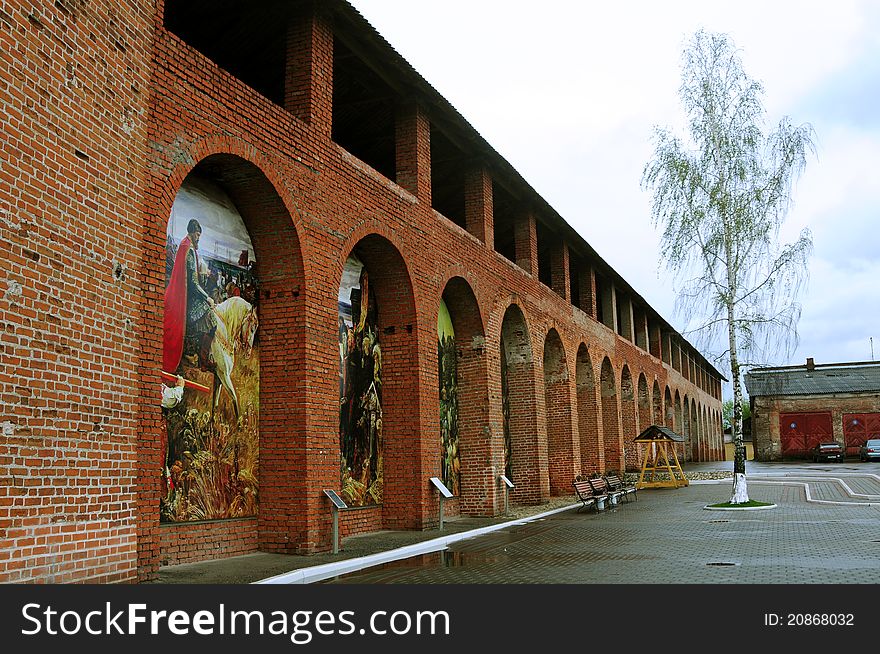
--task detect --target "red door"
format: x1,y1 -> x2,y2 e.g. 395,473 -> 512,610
843,413 -> 880,457
779,412 -> 833,458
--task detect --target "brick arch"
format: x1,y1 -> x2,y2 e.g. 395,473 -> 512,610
600,358 -> 621,473
338,234 -> 419,529
700,404 -> 707,461
440,276 -> 490,516
620,366 -> 638,472
695,401 -> 703,461
652,379 -> 663,426
673,389 -> 687,454
543,329 -> 574,495
140,151 -> 306,579
634,373 -> 650,471
667,387 -> 676,429
500,303 -> 547,504
708,406 -> 714,460
681,395 -> 691,462
157,134 -> 308,264
686,397 -> 697,463
576,344 -> 601,476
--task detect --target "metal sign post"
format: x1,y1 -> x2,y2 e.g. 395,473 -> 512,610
499,475 -> 514,515
429,477 -> 453,530
323,489 -> 347,554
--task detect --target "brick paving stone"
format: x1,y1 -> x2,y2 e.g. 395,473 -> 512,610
325,478 -> 880,584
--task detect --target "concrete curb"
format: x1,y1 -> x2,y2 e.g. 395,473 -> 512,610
691,476 -> 880,506
255,502 -> 580,584
702,504 -> 777,511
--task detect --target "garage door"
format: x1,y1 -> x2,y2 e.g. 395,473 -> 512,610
843,413 -> 880,457
779,412 -> 833,458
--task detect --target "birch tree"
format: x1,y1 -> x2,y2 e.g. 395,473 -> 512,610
642,30 -> 814,503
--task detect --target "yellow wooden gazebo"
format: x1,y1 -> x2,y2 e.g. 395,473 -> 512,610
634,425 -> 689,489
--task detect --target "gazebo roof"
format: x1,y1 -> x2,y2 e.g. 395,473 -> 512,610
633,425 -> 685,443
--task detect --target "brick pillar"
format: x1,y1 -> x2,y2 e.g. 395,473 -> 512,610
650,323 -> 662,359
514,210 -> 538,275
603,284 -> 617,332
464,166 -> 494,248
284,7 -> 334,136
637,312 -> 649,351
550,240 -> 570,301
395,101 -> 431,202
619,295 -> 633,341
579,266 -> 596,319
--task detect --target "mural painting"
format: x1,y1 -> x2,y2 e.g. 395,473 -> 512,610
500,342 -> 513,480
160,176 -> 260,523
438,299 -> 460,495
338,255 -> 384,506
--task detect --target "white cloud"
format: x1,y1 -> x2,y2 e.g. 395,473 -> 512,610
349,0 -> 880,376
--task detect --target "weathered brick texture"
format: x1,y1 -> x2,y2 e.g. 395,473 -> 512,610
0,0 -> 723,583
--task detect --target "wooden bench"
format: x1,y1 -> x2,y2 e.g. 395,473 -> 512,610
587,477 -> 618,507
572,478 -> 607,512
604,473 -> 638,502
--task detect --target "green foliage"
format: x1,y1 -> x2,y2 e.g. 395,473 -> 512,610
722,399 -> 750,430
707,500 -> 774,509
642,30 -> 814,369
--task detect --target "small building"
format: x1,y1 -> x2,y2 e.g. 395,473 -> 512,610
745,358 -> 880,461
722,416 -> 754,461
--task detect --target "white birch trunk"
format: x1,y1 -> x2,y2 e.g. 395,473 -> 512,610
730,473 -> 749,504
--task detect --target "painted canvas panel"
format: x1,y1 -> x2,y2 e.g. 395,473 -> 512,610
160,175 -> 260,523
338,255 -> 383,505
438,299 -> 460,495
501,341 -> 513,480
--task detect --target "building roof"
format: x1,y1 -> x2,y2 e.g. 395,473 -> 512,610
325,1 -> 727,382
633,425 -> 685,442
745,360 -> 880,397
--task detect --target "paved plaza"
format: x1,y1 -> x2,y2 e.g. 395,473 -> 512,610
159,462 -> 880,584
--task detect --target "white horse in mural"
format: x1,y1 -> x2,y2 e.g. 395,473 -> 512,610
210,296 -> 258,421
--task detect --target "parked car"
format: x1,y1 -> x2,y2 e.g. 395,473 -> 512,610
810,442 -> 844,463
859,438 -> 880,462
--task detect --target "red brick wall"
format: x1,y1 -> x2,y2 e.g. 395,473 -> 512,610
159,519 -> 258,567
544,330 -> 576,495
576,345 -> 602,476
754,393 -> 880,461
1,0 -> 724,583
0,0 -> 152,583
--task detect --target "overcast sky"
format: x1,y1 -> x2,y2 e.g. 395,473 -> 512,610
348,0 -> 880,382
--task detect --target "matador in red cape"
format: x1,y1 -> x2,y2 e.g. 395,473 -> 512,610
163,219 -> 216,373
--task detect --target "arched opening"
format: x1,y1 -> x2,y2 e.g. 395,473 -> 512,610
621,367 -> 638,472
500,304 -> 546,504
682,396 -> 691,462
600,358 -> 621,473
673,390 -> 687,458
635,374 -> 650,471
440,277 -> 489,515
154,154 -> 305,567
683,397 -> 693,461
544,329 -> 575,495
702,406 -> 709,461
338,235 -> 418,527
576,345 -> 601,476
698,405 -> 705,461
652,380 -> 663,426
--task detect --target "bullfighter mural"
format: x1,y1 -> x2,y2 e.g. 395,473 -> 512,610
161,175 -> 260,523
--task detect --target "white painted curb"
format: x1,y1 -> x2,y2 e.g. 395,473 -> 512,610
255,502 -> 580,584
702,504 -> 777,511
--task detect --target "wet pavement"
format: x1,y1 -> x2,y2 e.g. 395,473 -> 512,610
159,460 -> 880,584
